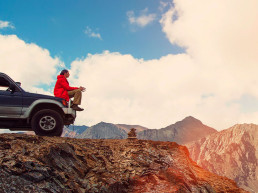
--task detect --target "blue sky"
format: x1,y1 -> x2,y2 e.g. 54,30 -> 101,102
1,0 -> 258,130
0,0 -> 183,66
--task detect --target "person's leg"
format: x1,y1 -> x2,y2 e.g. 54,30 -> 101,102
67,89 -> 83,111
72,89 -> 82,105
68,90 -> 76,99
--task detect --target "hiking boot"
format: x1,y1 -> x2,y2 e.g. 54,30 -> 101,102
71,104 -> 84,111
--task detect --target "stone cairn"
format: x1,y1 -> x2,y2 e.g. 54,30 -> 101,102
127,128 -> 137,140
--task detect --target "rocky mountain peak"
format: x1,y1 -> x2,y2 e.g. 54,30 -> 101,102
172,116 -> 204,129
187,123 -> 258,192
0,133 -> 247,192
78,122 -> 127,139
138,116 -> 217,144
96,121 -> 112,126
182,116 -> 202,122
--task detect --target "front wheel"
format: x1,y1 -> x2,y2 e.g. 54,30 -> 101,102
31,109 -> 64,136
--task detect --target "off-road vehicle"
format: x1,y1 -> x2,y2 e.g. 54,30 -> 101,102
0,72 -> 76,136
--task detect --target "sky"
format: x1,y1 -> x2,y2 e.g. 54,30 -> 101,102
1,0 -> 258,131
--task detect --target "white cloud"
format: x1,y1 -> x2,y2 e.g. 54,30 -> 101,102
0,20 -> 14,29
84,26 -> 102,40
0,34 -> 63,93
127,8 -> 156,28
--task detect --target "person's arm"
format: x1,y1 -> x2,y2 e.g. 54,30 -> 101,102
60,79 -> 79,91
79,86 -> 86,92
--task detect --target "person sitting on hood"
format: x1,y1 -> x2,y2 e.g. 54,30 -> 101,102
54,69 -> 85,111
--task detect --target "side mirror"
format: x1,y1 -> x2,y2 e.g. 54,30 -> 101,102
16,82 -> 21,87
9,83 -> 16,93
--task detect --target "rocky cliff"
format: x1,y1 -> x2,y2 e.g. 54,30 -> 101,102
187,124 -> 258,193
137,116 -> 217,144
0,133 -> 247,193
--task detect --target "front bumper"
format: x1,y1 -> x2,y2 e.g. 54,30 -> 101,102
62,107 -> 76,118
62,108 -> 76,125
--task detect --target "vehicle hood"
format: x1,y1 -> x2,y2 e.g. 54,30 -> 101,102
23,92 -> 63,102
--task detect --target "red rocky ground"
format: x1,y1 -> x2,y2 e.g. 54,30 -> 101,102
0,133 -> 248,193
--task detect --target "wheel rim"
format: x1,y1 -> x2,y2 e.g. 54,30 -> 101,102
39,116 -> 56,131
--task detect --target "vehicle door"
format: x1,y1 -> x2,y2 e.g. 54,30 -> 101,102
0,76 -> 23,118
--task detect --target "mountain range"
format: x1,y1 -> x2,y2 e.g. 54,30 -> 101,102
77,116 -> 217,145
62,125 -> 88,138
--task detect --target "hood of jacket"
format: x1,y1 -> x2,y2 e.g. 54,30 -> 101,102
57,75 -> 66,80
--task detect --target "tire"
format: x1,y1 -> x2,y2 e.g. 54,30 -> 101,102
31,109 -> 64,137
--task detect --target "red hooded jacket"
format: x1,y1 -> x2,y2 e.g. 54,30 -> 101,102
54,75 -> 79,101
